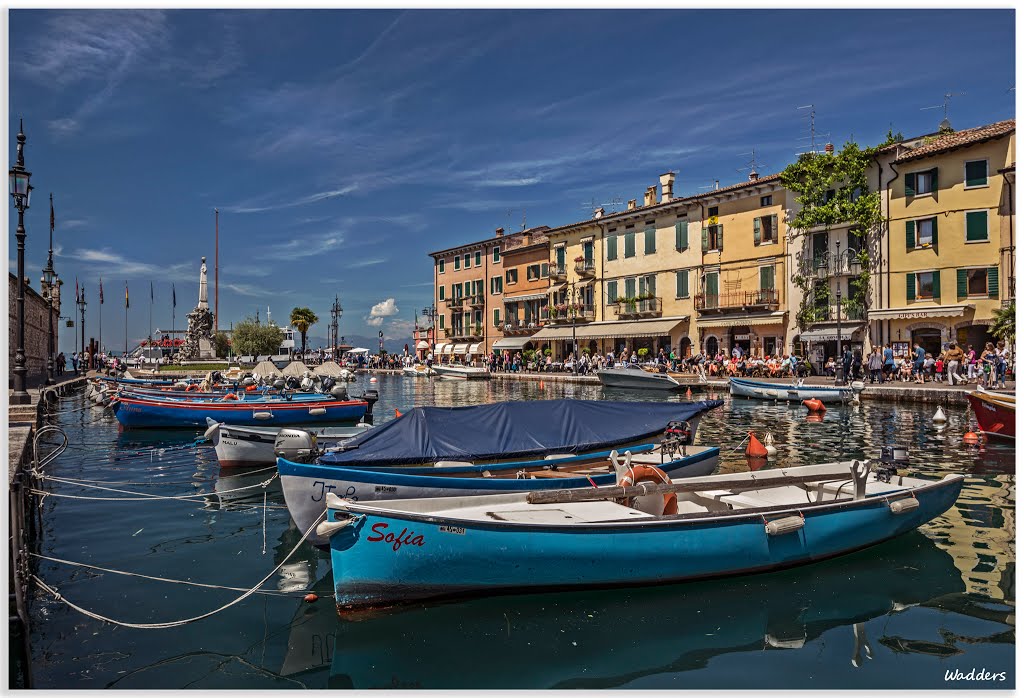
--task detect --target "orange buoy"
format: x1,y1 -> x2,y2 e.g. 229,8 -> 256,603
805,414 -> 825,424
745,431 -> 769,458
963,431 -> 979,446
802,398 -> 826,413
395,408 -> 402,418
303,593 -> 318,603
539,381 -> 545,389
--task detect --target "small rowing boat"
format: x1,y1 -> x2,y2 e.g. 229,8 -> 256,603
111,393 -> 368,429
729,377 -> 858,403
204,418 -> 372,467
322,460 -> 963,613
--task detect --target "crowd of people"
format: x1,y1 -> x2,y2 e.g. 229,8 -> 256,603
848,340 -> 1013,387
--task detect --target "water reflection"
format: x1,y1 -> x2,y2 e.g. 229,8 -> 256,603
316,533 -> 965,689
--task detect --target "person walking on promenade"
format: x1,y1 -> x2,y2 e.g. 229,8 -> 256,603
840,345 -> 852,383
912,342 -> 925,384
996,340 -> 1010,389
882,344 -> 894,382
965,345 -> 978,382
945,342 -> 966,385
981,343 -> 999,388
71,352 -> 79,374
851,350 -> 863,381
867,346 -> 882,384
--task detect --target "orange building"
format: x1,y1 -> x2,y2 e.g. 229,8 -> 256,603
492,226 -> 551,356
428,229 -> 511,362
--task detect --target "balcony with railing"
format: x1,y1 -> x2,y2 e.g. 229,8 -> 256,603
804,304 -> 866,323
695,289 -> 780,313
613,297 -> 663,319
550,265 -> 568,282
799,250 -> 862,278
574,259 -> 596,278
502,318 -> 545,335
547,304 -> 596,323
446,296 -> 464,310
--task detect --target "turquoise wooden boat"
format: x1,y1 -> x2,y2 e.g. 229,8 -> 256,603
323,462 -> 963,613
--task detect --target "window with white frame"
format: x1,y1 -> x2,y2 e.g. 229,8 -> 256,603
965,159 -> 988,188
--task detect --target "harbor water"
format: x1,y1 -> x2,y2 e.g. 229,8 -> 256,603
27,376 -> 1014,689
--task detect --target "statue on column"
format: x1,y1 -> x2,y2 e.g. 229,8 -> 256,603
174,256 -> 216,362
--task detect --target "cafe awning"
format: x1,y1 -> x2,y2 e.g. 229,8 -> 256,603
492,336 -> 534,350
531,316 -> 688,341
505,292 -> 547,303
452,343 -> 469,355
548,284 -> 566,295
434,343 -> 446,354
867,304 -> 975,321
468,343 -> 483,354
441,344 -> 454,355
798,324 -> 864,342
416,340 -> 429,350
696,311 -> 787,328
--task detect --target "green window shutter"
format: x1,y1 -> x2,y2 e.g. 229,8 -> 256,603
624,232 -> 635,258
676,271 -> 687,298
607,234 -> 617,260
904,173 -> 914,197
988,267 -> 999,299
706,273 -> 718,297
933,271 -> 941,302
930,168 -> 939,193
556,246 -> 565,268
438,315 -> 444,329
607,280 -> 617,303
905,220 -> 916,250
675,222 -> 687,250
931,217 -> 939,254
701,227 -> 709,253
771,214 -> 778,242
966,160 -> 988,187
625,278 -> 636,298
718,225 -> 724,252
753,217 -> 761,245
644,227 -> 656,254
956,269 -> 968,299
966,210 -> 989,242
439,286 -> 445,300
906,273 -> 916,302
760,266 -> 774,290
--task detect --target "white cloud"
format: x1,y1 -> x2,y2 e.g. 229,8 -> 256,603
223,184 -> 359,214
366,316 -> 384,328
368,298 -> 400,319
72,247 -> 194,281
349,258 -> 387,268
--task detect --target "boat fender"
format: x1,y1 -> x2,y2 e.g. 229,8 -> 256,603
303,593 -> 318,603
932,407 -> 947,423
889,497 -> 920,515
186,384 -> 201,392
203,422 -> 221,441
221,393 -> 240,401
765,514 -> 804,536
763,432 -> 778,457
308,407 -> 327,416
618,463 -> 677,516
253,411 -> 273,421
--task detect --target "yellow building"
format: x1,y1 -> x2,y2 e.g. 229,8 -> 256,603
871,119 -> 1015,356
691,173 -> 792,358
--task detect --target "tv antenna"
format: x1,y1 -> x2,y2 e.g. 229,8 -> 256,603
921,91 -> 965,131
697,179 -> 720,193
797,104 -> 817,154
579,196 -> 623,212
736,148 -> 768,179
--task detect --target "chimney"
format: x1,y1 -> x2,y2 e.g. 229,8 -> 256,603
495,227 -> 504,238
824,142 -> 834,155
593,207 -> 604,219
659,172 -> 675,203
523,231 -> 532,245
748,168 -> 759,181
644,186 -> 657,207
627,199 -> 637,210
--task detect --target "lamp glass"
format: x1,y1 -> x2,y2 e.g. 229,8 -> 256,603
43,267 -> 55,286
9,170 -> 31,197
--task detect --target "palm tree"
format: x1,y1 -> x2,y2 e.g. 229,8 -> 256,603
289,307 -> 319,357
990,301 -> 1015,342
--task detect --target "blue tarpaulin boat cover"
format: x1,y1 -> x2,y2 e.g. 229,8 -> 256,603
319,399 -> 723,466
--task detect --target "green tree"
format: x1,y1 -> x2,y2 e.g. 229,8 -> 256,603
231,317 -> 284,357
991,301 -> 1015,342
212,331 -> 231,359
289,307 -> 320,355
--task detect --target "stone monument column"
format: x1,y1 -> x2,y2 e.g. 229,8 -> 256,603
199,256 -> 209,309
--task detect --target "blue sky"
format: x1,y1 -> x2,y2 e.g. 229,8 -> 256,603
8,8 -> 1015,355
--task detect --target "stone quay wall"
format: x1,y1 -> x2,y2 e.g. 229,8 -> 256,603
8,273 -> 60,387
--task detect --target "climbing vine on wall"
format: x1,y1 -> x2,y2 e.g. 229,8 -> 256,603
780,134 -> 896,331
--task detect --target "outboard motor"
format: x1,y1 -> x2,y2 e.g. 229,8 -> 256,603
660,420 -> 693,459
274,429 -> 319,463
285,376 -> 301,390
330,384 -> 349,401
210,370 -> 223,384
361,389 -> 379,419
320,376 -> 336,393
875,445 -> 908,483
173,382 -> 189,391
273,378 -> 286,390
241,377 -> 255,388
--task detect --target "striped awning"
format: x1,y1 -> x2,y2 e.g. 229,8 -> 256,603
452,343 -> 469,355
867,304 -> 974,321
531,317 -> 688,341
441,344 -> 454,355
434,343 -> 446,354
696,311 -> 787,328
505,292 -> 548,303
492,336 -> 534,350
468,343 -> 483,354
416,340 -> 429,350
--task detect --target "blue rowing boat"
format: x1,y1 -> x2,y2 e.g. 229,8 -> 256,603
111,393 -> 367,429
117,388 -> 326,403
280,443 -> 719,546
322,461 -> 963,613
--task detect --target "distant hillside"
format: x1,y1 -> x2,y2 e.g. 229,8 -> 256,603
302,333 -> 411,355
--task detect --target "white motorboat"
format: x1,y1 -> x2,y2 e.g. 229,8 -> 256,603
402,365 -> 435,377
431,365 -> 490,380
729,377 -> 860,404
597,364 -> 683,391
204,418 -> 371,467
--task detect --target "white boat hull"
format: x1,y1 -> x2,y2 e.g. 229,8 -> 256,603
432,365 -> 490,380
729,378 -> 853,403
597,367 -> 682,391
209,421 -> 370,467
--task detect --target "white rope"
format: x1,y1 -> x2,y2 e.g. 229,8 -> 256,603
31,510 -> 327,629
26,489 -> 290,509
262,490 -> 268,556
33,473 -> 278,501
30,553 -> 298,597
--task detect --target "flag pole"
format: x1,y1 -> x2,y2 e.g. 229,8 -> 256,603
125,282 -> 129,357
149,281 -> 153,363
98,281 -> 103,355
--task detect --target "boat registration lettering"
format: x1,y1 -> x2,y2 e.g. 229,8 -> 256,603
439,525 -> 465,535
374,485 -> 398,494
366,522 -> 426,552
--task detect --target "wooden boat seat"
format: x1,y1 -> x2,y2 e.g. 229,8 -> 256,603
434,461 -> 474,468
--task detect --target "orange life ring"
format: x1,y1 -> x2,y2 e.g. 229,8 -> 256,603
618,464 -> 678,515
186,384 -> 200,392
245,385 -> 258,392
221,393 -> 240,401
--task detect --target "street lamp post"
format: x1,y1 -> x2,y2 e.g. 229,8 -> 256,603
330,295 -> 343,358
41,192 -> 58,386
570,281 -> 579,375
9,118 -> 33,404
813,239 -> 862,386
77,288 -> 87,374
422,304 -> 437,354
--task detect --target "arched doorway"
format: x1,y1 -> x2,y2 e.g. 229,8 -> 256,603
678,337 -> 692,358
705,335 -> 719,357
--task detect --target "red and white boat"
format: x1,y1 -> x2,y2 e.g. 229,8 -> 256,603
966,387 -> 1016,440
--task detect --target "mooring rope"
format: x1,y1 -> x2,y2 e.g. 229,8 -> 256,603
30,511 -> 326,629
33,473 -> 278,500
30,553 -> 300,597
